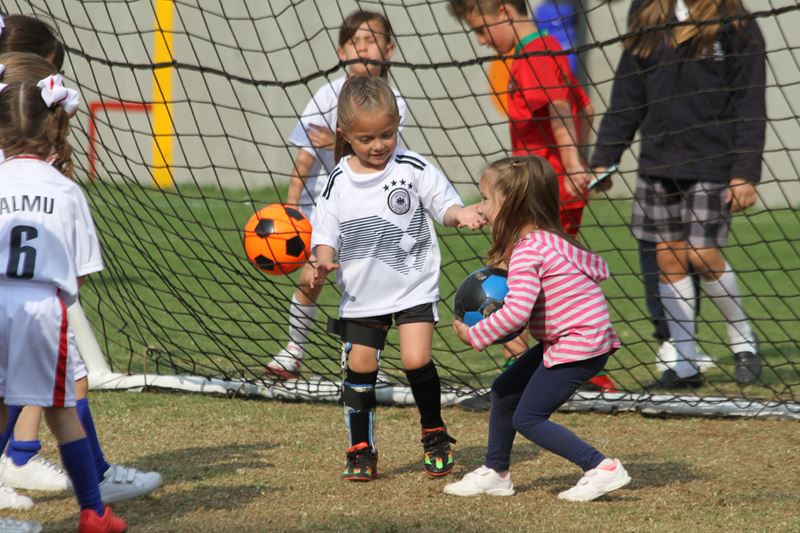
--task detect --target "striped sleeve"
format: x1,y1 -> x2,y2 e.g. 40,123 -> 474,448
468,244 -> 540,351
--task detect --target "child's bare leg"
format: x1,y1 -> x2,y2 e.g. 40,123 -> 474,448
11,407 -> 42,442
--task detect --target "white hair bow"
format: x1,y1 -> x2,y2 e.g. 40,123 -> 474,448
0,64 -> 6,94
37,74 -> 80,117
0,14 -> 5,39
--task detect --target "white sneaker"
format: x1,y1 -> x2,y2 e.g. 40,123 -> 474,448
0,482 -> 33,510
99,464 -> 162,504
443,465 -> 514,497
0,517 -> 42,533
655,339 -> 715,373
265,343 -> 303,380
557,459 -> 631,502
0,454 -> 71,492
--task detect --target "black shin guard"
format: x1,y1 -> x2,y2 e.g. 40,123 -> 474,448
343,368 -> 378,450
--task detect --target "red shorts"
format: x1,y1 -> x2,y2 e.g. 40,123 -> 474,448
560,207 -> 584,238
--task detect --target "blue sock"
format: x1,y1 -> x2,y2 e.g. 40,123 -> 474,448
59,438 -> 104,515
76,398 -> 110,482
0,405 -> 22,456
8,439 -> 41,467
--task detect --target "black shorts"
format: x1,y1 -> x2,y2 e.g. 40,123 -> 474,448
345,303 -> 438,330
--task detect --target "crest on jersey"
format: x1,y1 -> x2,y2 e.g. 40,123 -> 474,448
388,188 -> 411,215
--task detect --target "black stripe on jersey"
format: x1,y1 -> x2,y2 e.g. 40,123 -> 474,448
395,154 -> 426,171
322,168 -> 343,200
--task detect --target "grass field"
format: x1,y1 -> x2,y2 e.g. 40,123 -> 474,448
78,180 -> 800,402
4,391 -> 800,532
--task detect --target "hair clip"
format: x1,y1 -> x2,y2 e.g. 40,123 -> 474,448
37,74 -> 80,117
0,14 -> 5,39
0,63 -> 6,94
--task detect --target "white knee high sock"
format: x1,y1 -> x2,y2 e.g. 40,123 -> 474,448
288,295 -> 319,349
659,276 -> 699,378
701,263 -> 754,353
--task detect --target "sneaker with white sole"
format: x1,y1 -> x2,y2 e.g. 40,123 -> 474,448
99,464 -> 162,504
557,458 -> 631,502
0,454 -> 71,492
0,482 -> 33,510
655,339 -> 715,373
0,517 -> 42,533
264,343 -> 303,380
443,465 -> 514,497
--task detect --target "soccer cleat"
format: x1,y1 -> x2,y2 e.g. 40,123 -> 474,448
581,373 -> 621,393
558,458 -> 631,502
99,465 -> 162,504
733,350 -> 762,385
457,392 -> 491,412
644,369 -> 702,391
0,482 -> 33,510
443,465 -> 515,497
341,442 -> 377,482
655,339 -> 715,373
0,454 -> 71,491
421,427 -> 456,477
0,517 -> 42,533
264,343 -> 303,380
78,505 -> 127,533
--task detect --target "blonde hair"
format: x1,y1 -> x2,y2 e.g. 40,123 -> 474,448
483,155 -> 585,266
448,0 -> 528,18
626,0 -> 752,58
0,52 -> 73,177
334,76 -> 400,162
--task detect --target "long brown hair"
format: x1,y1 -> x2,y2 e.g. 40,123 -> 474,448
334,76 -> 400,162
484,155 -> 585,266
338,10 -> 395,79
625,0 -> 750,58
0,14 -> 64,70
0,52 -> 74,177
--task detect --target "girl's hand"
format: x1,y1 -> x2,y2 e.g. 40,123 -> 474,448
307,124 -> 335,150
452,320 -> 472,346
727,178 -> 757,213
564,168 -> 592,199
309,261 -> 339,289
456,204 -> 486,230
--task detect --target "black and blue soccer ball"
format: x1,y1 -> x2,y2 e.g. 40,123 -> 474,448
453,267 -> 524,345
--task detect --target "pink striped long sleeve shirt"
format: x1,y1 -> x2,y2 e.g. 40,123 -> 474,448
468,230 -> 620,367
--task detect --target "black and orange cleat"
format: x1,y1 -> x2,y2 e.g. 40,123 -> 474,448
341,442 -> 378,482
421,426 -> 456,477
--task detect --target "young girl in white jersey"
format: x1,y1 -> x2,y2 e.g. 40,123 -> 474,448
266,9 -> 407,379
0,13 -> 161,509
0,52 -> 127,532
310,76 -> 483,481
444,156 -> 631,502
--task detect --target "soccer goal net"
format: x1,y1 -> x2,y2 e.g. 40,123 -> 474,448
7,0 -> 799,419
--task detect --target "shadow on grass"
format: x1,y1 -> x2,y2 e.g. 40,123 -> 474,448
515,460 -> 699,499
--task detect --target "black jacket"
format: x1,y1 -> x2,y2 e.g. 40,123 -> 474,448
591,3 -> 766,182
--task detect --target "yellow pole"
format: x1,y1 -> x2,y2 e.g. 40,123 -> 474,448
151,0 -> 174,188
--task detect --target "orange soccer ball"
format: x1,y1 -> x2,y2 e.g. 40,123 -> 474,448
243,204 -> 312,275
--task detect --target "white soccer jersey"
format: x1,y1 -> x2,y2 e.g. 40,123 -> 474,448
288,76 -> 407,218
0,157 -> 104,299
312,149 -> 462,318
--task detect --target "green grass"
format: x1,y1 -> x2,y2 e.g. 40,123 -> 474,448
5,391 -> 800,532
78,179 -> 800,401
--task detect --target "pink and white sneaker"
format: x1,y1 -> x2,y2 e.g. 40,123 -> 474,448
557,458 -> 631,502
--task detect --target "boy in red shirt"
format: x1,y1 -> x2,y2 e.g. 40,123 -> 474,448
449,0 -> 594,236
449,0 -> 617,393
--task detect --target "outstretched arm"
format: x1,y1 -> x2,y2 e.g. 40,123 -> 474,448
442,204 -> 485,229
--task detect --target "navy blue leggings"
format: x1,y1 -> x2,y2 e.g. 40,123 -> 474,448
484,344 -> 609,473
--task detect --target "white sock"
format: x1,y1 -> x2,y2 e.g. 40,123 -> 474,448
288,295 -> 319,350
701,263 -> 754,353
659,276 -> 699,378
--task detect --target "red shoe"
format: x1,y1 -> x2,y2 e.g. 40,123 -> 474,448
78,505 -> 127,533
584,373 -> 621,393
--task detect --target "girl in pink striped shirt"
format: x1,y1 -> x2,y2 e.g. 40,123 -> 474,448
444,155 -> 630,502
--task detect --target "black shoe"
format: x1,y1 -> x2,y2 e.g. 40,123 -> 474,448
645,369 -> 703,391
421,426 -> 456,477
457,392 -> 491,412
733,351 -> 762,385
342,442 -> 377,482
